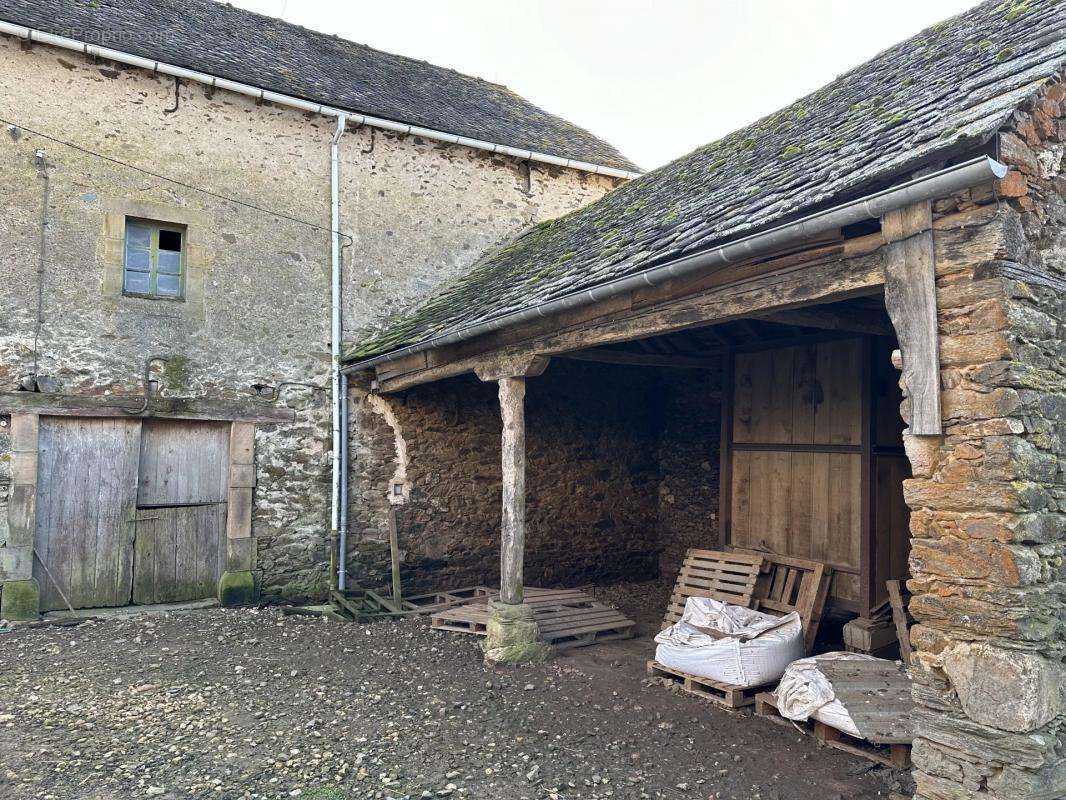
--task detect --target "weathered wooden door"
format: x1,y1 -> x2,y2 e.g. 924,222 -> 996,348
132,505 -> 225,604
34,417 -> 143,611
132,420 -> 229,604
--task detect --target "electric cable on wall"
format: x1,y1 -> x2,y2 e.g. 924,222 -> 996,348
1,117 -> 353,245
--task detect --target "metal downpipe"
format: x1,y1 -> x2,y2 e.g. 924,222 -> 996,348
330,114 -> 347,591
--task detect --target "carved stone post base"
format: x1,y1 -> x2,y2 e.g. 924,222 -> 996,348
483,600 -> 550,666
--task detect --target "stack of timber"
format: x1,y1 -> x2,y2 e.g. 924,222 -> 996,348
648,548 -> 832,710
755,658 -> 913,768
430,587 -> 636,651
331,585 -> 491,621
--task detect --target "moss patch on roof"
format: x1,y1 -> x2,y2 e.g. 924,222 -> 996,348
350,0 -> 1065,363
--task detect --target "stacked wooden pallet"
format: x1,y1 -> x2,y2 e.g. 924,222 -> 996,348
648,548 -> 832,710
331,585 -> 491,621
430,586 -> 636,651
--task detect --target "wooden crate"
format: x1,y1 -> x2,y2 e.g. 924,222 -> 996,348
646,660 -> 765,709
662,549 -> 764,629
755,692 -> 911,768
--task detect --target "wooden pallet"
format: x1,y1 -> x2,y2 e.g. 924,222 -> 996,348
430,587 -> 635,651
733,549 -> 833,653
662,549 -> 764,629
646,660 -> 766,709
755,692 -> 911,768
332,585 -> 491,621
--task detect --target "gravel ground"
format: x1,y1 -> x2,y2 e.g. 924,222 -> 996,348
0,605 -> 911,800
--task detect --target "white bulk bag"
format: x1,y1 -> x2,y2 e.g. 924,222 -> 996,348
653,596 -> 804,688
772,651 -> 878,737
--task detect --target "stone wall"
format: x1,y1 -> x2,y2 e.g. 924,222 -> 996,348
903,77 -> 1066,800
656,366 -> 724,577
347,359 -> 664,593
0,34 -> 618,607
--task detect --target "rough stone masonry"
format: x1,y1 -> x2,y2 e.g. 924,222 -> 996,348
0,32 -> 619,612
902,77 -> 1066,800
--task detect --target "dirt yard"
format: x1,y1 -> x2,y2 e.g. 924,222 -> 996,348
0,597 -> 912,800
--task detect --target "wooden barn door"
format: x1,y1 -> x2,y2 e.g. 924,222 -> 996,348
132,420 -> 229,604
34,417 -> 143,611
724,336 -> 869,613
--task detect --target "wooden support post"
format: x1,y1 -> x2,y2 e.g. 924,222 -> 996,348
388,506 -> 403,605
882,201 -> 941,435
498,376 -> 526,605
474,355 -> 550,664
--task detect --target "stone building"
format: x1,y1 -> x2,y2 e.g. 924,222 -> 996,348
346,1 -> 1065,798
0,0 -> 633,616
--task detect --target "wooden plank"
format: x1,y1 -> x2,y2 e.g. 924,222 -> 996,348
791,344 -> 818,444
730,450 -> 751,549
860,335 -> 874,617
732,352 -> 754,444
766,451 -> 792,556
34,417 -> 142,611
818,658 -> 914,744
719,349 -> 735,547
886,580 -> 913,663
0,392 -> 294,423
882,202 -> 941,435
557,348 -> 722,369
769,345 -> 796,443
137,420 -> 230,505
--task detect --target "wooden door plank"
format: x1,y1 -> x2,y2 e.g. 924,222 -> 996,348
769,346 -> 796,443
732,352 -> 754,444
791,344 -> 818,444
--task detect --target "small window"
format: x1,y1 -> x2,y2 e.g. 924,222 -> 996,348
124,219 -> 185,300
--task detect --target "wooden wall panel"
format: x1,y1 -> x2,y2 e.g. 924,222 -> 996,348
727,336 -> 867,609
873,455 -> 912,607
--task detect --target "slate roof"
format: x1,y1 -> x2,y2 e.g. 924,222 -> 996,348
0,0 -> 636,171
350,0 -> 1066,363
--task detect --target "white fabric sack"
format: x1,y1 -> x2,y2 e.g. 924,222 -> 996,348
653,596 -> 804,688
772,651 -> 878,737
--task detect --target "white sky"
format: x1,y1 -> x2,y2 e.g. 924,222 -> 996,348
229,0 -> 978,170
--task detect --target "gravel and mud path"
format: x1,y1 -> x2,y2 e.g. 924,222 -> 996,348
0,604 -> 910,800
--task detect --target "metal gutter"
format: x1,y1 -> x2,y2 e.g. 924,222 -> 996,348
0,20 -> 641,181
344,155 -> 1008,374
